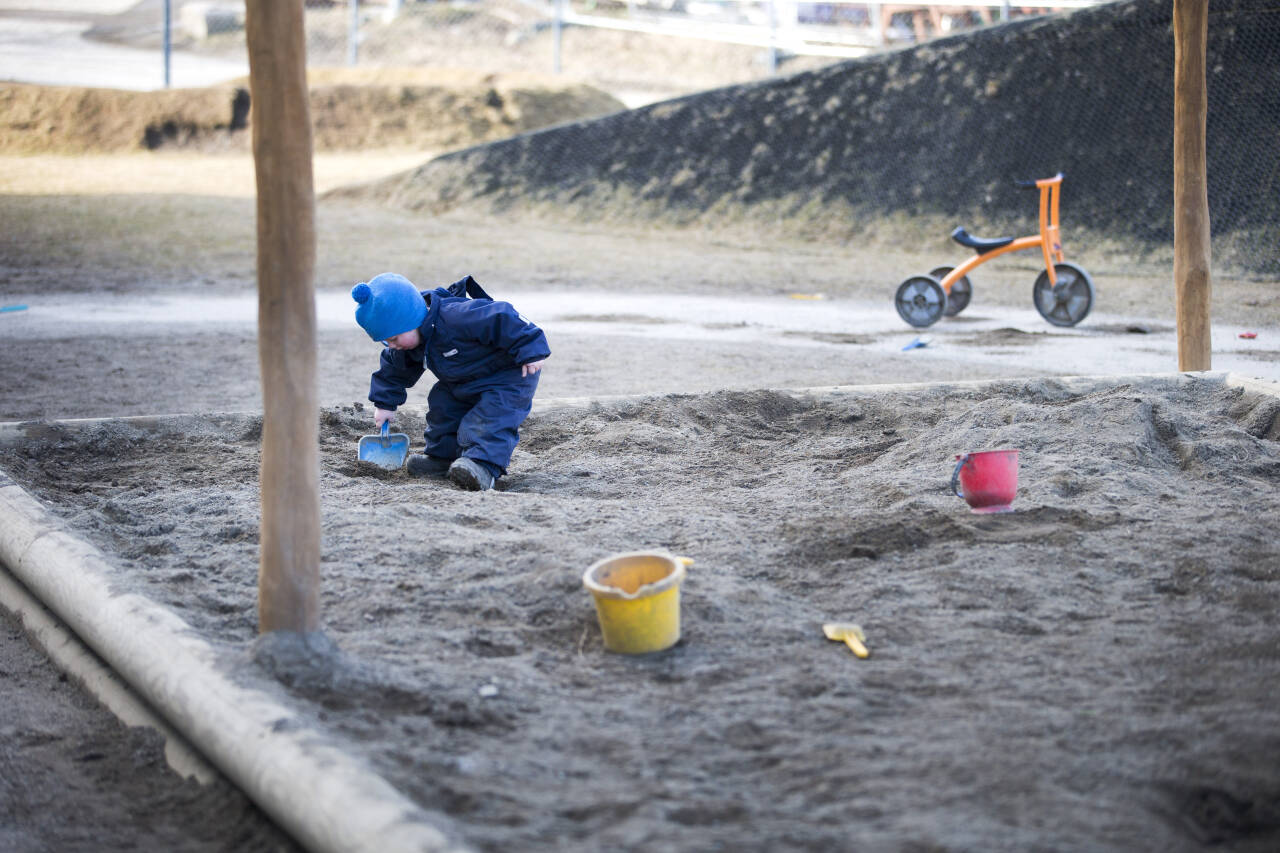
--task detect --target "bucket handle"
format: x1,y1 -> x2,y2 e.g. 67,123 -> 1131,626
951,454 -> 971,500
583,554 -> 693,599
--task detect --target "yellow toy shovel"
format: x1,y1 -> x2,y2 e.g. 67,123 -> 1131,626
822,622 -> 869,658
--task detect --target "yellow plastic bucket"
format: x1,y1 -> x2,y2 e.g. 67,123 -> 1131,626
582,551 -> 692,654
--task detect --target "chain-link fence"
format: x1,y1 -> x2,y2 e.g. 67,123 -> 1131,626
171,0 -> 1090,103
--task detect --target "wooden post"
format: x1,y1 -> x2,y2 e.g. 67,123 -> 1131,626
1173,0 -> 1212,371
245,0 -> 321,633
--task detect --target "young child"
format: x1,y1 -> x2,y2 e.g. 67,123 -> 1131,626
352,272 -> 550,491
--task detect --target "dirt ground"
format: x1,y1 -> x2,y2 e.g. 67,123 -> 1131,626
0,606 -> 300,852
3,371 -> 1280,852
0,153 -> 1279,850
1,132 -> 1280,848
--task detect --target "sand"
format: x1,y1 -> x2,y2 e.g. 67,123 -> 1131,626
2,371 -> 1280,851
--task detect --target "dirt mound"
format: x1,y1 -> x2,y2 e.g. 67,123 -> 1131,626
0,68 -> 624,154
339,0 -> 1278,274
0,83 -> 247,154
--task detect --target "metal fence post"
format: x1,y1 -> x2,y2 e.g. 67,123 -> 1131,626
553,0 -> 563,74
767,0 -> 778,74
163,0 -> 172,88
347,0 -> 359,66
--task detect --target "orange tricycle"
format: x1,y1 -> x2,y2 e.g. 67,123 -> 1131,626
893,173 -> 1096,328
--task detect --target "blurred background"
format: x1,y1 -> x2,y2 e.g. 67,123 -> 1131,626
1,0 -> 1277,284
1,0 -> 1098,103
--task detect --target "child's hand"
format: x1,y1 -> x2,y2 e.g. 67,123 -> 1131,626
521,360 -> 546,377
374,407 -> 396,427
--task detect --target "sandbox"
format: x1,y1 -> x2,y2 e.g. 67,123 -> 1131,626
2,373 -> 1279,851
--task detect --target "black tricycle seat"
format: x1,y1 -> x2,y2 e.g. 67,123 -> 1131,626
951,226 -> 1015,254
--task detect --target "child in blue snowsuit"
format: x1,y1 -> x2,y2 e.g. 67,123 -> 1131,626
352,272 -> 550,491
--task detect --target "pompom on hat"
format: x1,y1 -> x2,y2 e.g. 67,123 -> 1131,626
352,273 -> 427,342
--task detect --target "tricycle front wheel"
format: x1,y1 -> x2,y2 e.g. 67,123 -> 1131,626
1032,262 -> 1095,327
895,276 -> 947,328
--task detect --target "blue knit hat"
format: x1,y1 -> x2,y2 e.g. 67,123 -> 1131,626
351,273 -> 427,342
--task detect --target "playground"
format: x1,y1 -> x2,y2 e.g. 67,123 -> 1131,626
2,0 -> 1280,851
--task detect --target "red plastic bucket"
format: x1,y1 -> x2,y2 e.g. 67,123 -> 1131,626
951,449 -> 1019,513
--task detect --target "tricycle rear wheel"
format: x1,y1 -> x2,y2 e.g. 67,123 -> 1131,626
929,266 -> 972,316
895,276 -> 947,328
1032,262 -> 1095,327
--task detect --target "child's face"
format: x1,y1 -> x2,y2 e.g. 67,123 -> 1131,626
384,329 -> 421,350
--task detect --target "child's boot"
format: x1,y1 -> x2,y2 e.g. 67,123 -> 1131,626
406,454 -> 452,477
448,457 -> 495,491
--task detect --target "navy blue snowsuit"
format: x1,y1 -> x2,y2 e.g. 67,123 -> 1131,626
367,277 -> 550,477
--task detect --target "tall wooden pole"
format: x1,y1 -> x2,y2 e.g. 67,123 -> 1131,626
245,0 -> 321,633
1173,0 -> 1212,371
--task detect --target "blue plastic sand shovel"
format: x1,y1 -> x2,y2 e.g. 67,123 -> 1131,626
357,422 -> 410,470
